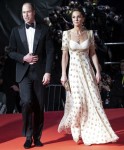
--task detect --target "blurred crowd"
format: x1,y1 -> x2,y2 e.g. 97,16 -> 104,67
0,52 -> 21,114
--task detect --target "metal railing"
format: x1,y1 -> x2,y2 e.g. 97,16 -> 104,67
44,84 -> 66,111
104,42 -> 124,45
104,42 -> 124,65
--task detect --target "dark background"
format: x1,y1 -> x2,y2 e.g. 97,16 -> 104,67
0,0 -> 124,58
0,0 -> 124,69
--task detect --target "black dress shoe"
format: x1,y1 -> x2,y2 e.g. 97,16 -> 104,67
24,139 -> 32,149
34,139 -> 43,147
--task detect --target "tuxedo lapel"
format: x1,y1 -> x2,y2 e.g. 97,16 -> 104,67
18,25 -> 29,53
33,27 -> 42,54
18,24 -> 42,54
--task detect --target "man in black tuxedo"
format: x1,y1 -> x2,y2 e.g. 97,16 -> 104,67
8,2 -> 54,149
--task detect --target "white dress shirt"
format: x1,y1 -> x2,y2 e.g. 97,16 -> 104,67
25,25 -> 35,54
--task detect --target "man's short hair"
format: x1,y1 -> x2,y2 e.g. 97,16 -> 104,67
22,2 -> 35,10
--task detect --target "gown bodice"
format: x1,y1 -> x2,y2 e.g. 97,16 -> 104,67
69,39 -> 89,50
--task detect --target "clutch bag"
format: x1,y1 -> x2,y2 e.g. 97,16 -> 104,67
64,80 -> 71,92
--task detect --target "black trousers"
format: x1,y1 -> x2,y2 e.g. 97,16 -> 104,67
19,66 -> 45,139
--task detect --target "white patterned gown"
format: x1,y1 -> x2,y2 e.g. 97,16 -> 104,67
58,30 -> 119,145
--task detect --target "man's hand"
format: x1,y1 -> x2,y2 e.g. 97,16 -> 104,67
23,53 -> 38,64
10,85 -> 19,92
42,73 -> 51,85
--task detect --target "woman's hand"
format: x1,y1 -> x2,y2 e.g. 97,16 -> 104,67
96,71 -> 101,84
61,75 -> 67,86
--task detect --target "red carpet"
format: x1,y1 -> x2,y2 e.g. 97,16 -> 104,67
0,109 -> 124,150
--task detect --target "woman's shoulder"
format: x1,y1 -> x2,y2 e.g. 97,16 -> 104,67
63,29 -> 72,37
87,29 -> 93,33
63,29 -> 71,33
86,30 -> 94,38
62,30 -> 71,37
86,29 -> 93,32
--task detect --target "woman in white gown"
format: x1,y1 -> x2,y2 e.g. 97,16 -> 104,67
58,7 -> 119,145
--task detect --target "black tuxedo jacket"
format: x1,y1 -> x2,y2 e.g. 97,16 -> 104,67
8,23 -> 54,83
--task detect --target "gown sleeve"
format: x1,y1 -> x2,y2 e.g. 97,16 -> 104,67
61,31 -> 69,51
89,30 -> 96,51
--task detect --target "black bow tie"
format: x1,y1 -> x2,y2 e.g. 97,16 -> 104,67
25,23 -> 35,29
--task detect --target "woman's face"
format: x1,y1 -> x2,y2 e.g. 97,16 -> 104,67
72,11 -> 84,27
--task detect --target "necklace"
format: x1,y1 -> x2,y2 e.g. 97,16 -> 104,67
72,27 -> 85,44
75,32 -> 81,43
73,30 -> 82,44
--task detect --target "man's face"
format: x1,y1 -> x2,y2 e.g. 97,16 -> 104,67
22,3 -> 35,24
